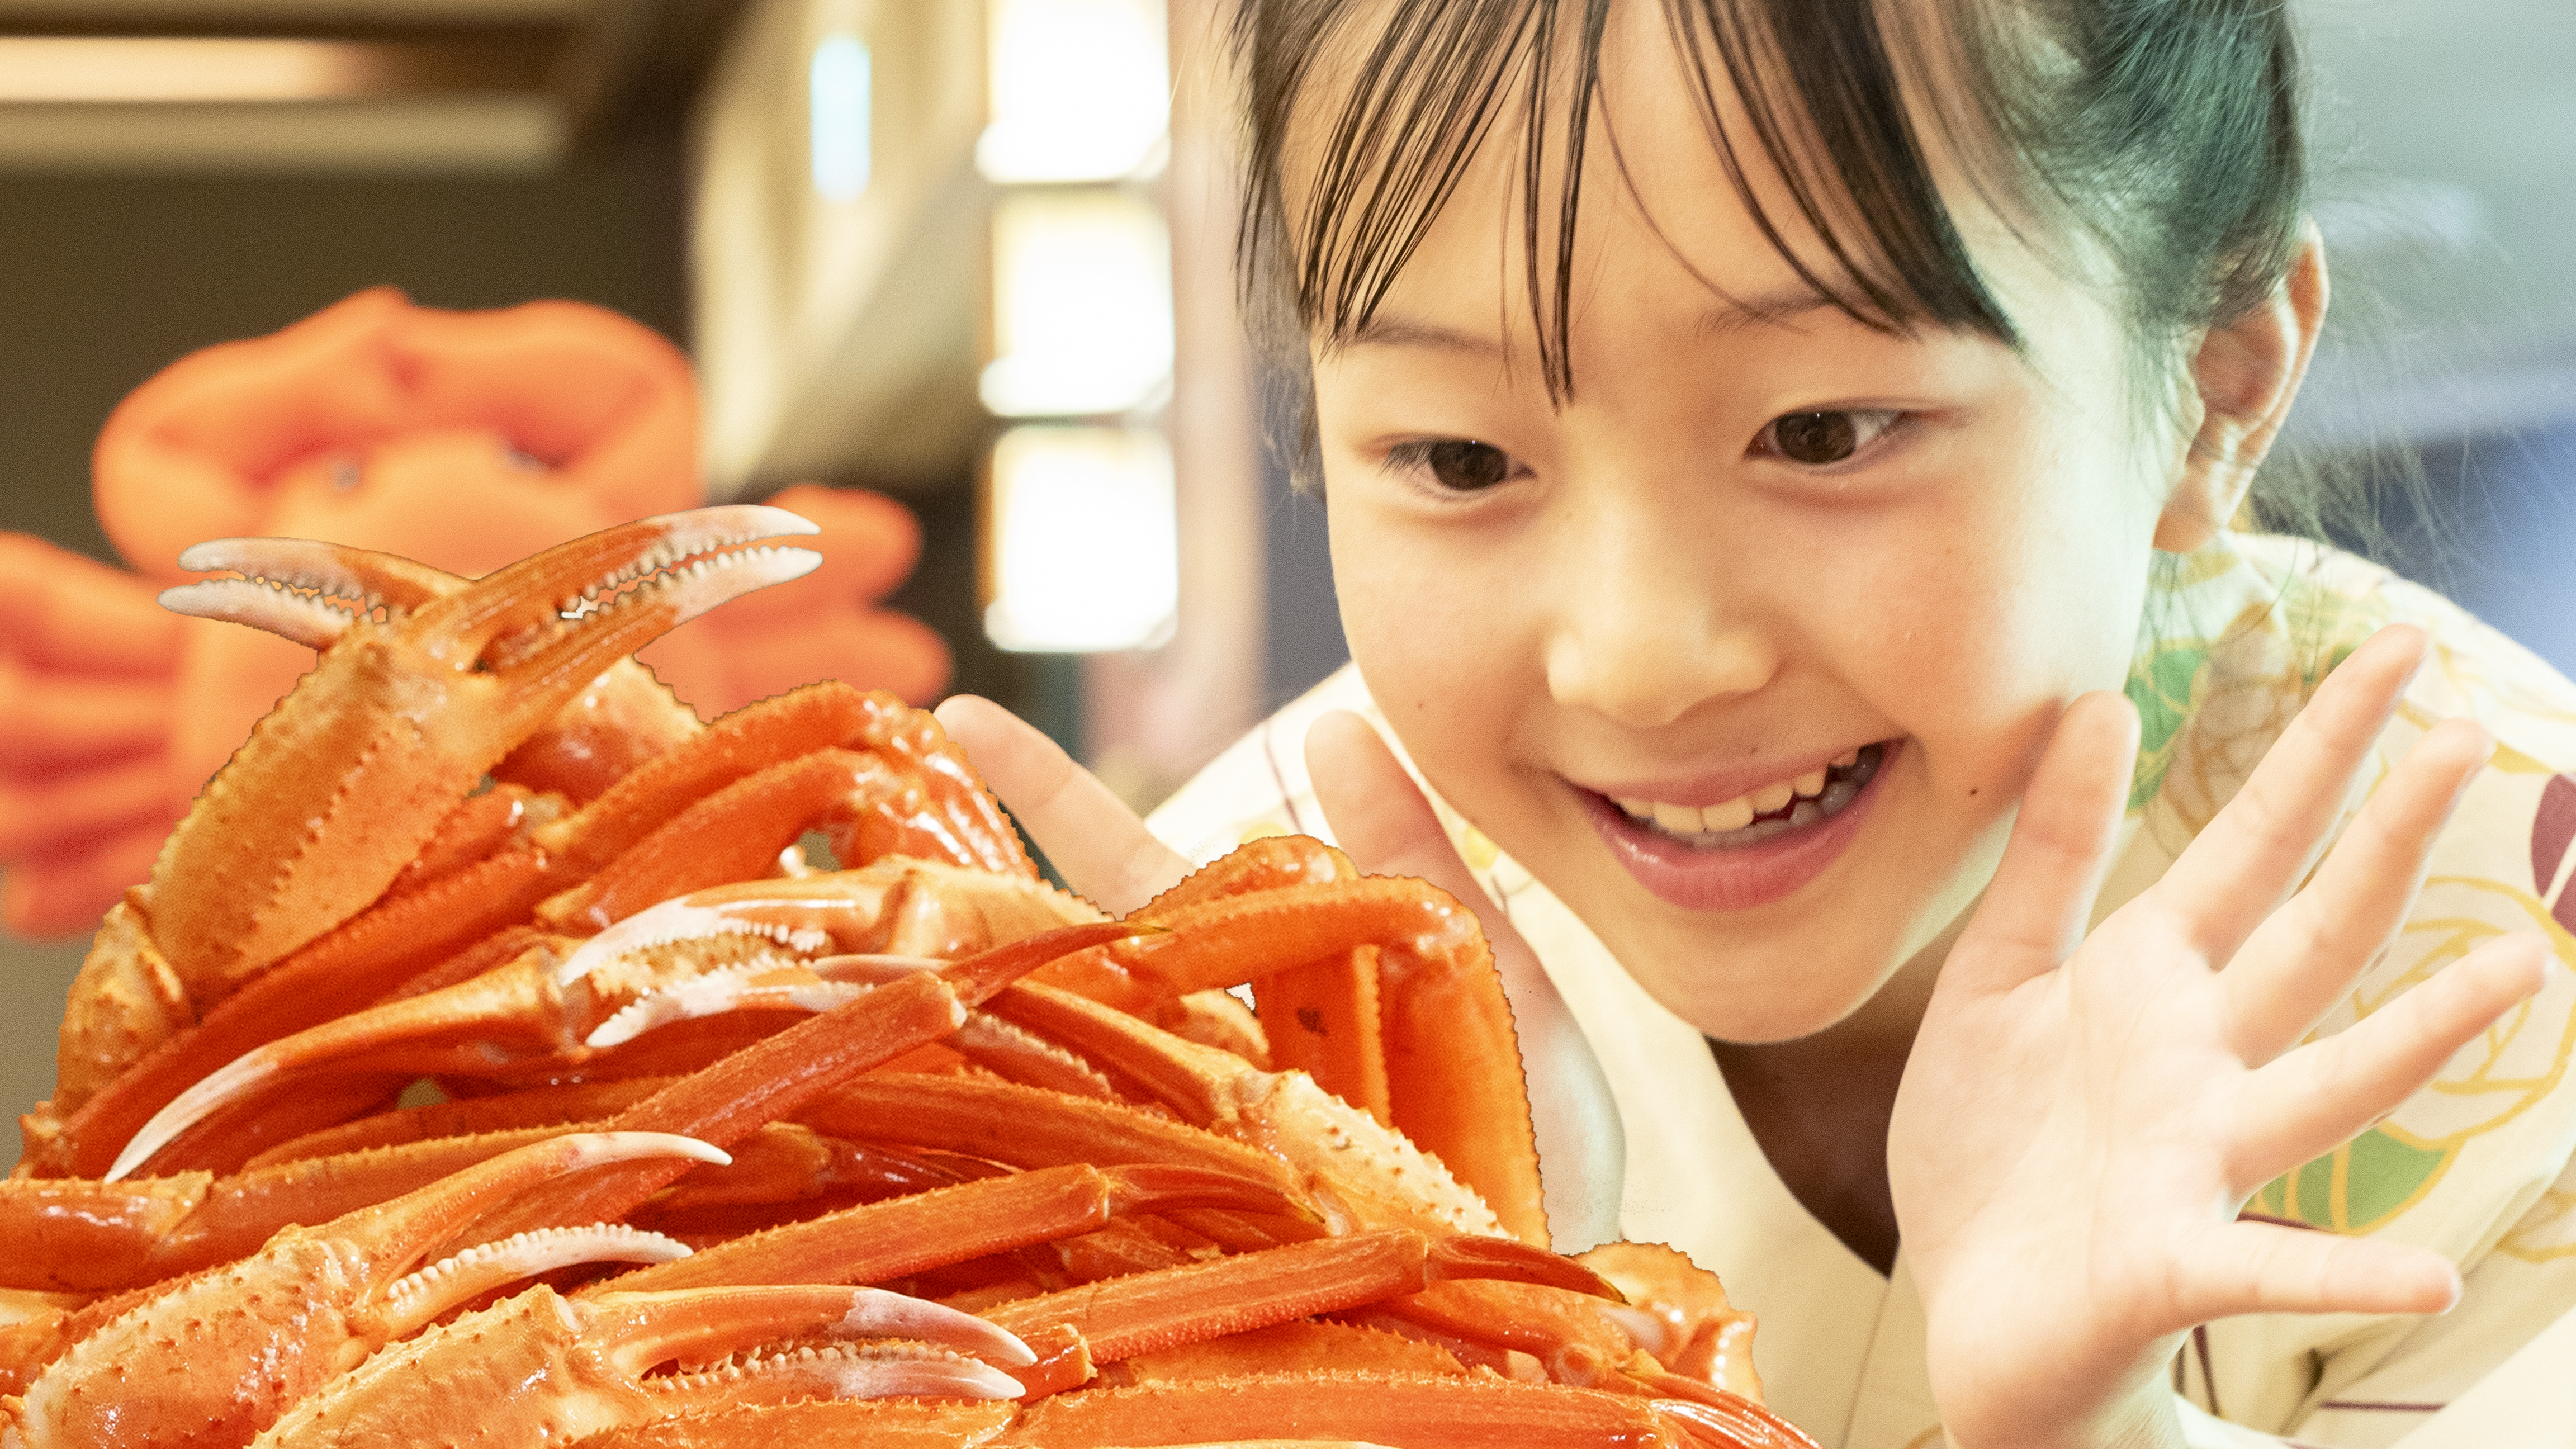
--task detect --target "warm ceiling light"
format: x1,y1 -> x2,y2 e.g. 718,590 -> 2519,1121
0,38 -> 394,103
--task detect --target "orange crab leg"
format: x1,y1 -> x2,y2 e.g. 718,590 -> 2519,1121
1576,1242 -> 1763,1402
577,954 -> 1129,1102
1248,946 -> 1392,1125
243,1075 -> 674,1165
107,941 -> 585,1178
535,679 -> 1035,884
537,746 -> 973,932
254,1284 -> 1032,1449
552,1399 -> 1019,1449
10,1131 -> 717,1449
633,1124 -> 982,1242
1130,835 -> 1354,915
607,1162 -> 1309,1295
801,1075 -> 1301,1199
1010,887 -> 1535,1248
996,1368 -> 1755,1447
12,1113 -> 977,1297
105,880 -> 1116,1178
395,782 -> 557,891
36,876 -> 558,1180
985,1229 -> 1616,1375
1,1123 -> 603,1293
535,681 -> 900,874
467,922 -> 1144,1239
984,981 -> 1538,1244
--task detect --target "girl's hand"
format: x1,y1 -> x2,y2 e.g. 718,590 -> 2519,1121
932,694 -> 1192,916
1891,626 -> 2554,1449
933,695 -> 1624,1244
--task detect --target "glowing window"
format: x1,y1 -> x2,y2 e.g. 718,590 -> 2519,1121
809,32 -> 872,202
984,426 -> 1178,652
978,0 -> 1168,183
982,189 -> 1173,418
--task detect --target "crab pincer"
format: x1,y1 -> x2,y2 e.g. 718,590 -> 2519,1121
248,1284 -> 1031,1448
146,505 -> 821,1002
4,1131 -> 720,1449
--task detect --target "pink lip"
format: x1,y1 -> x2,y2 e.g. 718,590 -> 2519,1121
1579,745 -> 1864,810
1580,740 -> 1898,913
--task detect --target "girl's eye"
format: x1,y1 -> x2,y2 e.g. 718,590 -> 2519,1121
1758,410 -> 1901,466
1387,438 -> 1519,493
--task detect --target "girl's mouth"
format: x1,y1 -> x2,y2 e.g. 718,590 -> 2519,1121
1607,743 -> 1884,846
1580,741 -> 1896,912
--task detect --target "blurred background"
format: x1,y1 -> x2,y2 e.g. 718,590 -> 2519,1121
0,0 -> 2566,1164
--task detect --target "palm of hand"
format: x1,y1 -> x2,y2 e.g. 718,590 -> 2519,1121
1901,899 -> 2276,1442
1891,629 -> 2550,1449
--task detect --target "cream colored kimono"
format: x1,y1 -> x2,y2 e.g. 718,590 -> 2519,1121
1146,534 -> 2576,1447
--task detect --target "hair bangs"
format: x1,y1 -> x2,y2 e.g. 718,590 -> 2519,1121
1235,0 -> 2019,402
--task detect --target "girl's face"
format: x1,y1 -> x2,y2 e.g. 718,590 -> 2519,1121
1305,10 -> 2193,1042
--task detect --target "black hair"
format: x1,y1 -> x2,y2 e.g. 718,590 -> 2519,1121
1231,0 -> 2313,504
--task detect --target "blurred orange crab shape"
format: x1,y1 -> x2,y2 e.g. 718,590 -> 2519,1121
0,286 -> 951,937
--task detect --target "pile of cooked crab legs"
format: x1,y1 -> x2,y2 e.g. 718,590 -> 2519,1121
0,506 -> 1814,1448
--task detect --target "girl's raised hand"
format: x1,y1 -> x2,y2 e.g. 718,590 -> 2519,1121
1890,626 -> 2554,1449
935,694 -> 1623,1246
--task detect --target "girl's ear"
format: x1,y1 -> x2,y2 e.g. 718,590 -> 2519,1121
2154,223 -> 2329,553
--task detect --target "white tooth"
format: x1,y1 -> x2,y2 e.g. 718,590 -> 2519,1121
1834,748 -> 1859,769
1794,769 -> 1827,797
1652,801 -> 1702,834
1751,780 -> 1794,814
1615,796 -> 1655,820
1790,799 -> 1821,826
1702,795 -> 1756,832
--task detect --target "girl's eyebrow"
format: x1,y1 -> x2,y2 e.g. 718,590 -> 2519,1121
1697,292 -> 1838,337
1343,290 -> 1838,355
1343,314 -> 1500,356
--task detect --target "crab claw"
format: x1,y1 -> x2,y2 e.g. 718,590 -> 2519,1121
157,536 -> 705,805
146,506 -> 821,1000
13,1131 -> 726,1449
253,1284 -> 1027,1448
159,536 -> 463,645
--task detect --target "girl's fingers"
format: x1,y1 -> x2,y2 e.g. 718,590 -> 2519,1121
1304,711 -> 1468,885
2223,716 -> 2494,1065
1947,690 -> 2138,995
931,694 -> 1191,915
2228,933 -> 2552,1191
2168,1221 -> 2460,1329
2152,626 -> 2427,962
1305,710 -> 1628,1249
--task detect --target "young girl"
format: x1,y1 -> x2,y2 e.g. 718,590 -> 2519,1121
937,1 -> 2576,1443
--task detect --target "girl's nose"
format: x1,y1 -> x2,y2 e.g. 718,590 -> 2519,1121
1541,539 -> 1778,730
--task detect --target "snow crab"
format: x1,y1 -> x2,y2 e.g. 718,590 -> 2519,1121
22,512 -> 1041,1182
2,517 -> 1815,1448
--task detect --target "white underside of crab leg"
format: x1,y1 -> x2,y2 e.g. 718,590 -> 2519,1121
106,1049 -> 277,1181
554,895 -> 871,988
158,578 -> 361,649
586,969 -> 870,1048
383,1224 -> 696,1337
583,952 -> 951,1048
665,1341 -> 1030,1401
